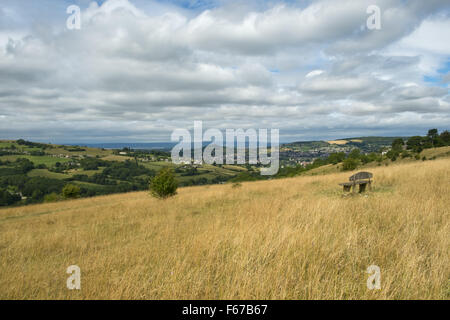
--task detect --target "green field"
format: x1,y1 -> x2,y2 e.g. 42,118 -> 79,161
0,155 -> 72,166
141,161 -> 173,171
45,146 -> 113,158
0,141 -> 14,148
72,181 -> 105,189
27,169 -> 72,179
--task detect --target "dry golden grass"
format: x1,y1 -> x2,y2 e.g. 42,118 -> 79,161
0,159 -> 449,299
326,140 -> 348,145
421,146 -> 450,159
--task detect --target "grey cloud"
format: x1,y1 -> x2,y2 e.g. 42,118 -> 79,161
0,0 -> 449,142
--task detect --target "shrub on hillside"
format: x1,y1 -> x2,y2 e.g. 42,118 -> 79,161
342,158 -> 359,171
231,182 -> 242,189
0,188 -> 21,206
150,168 -> 178,199
62,184 -> 81,199
401,151 -> 411,158
44,192 -> 63,203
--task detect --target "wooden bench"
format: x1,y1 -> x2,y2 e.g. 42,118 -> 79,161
339,171 -> 373,193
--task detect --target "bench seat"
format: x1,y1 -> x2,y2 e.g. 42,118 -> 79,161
339,172 -> 373,193
339,180 -> 371,186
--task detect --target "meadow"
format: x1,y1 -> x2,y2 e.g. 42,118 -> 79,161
0,155 -> 72,166
0,158 -> 448,299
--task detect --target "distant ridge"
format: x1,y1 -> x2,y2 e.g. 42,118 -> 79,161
74,142 -> 177,150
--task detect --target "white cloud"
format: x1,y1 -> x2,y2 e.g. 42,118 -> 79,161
305,70 -> 324,78
0,0 -> 449,142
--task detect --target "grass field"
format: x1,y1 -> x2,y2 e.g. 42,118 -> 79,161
27,169 -> 73,179
46,146 -> 113,158
0,141 -> 14,148
99,155 -> 134,162
304,146 -> 450,176
326,140 -> 349,145
0,155 -> 72,166
421,146 -> 450,159
0,158 -> 448,299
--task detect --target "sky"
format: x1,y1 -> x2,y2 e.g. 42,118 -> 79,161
0,0 -> 449,143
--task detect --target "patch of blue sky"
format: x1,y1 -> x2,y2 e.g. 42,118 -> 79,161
152,0 -> 308,11
153,0 -> 219,10
423,58 -> 450,88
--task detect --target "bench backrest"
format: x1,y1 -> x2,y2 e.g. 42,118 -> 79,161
349,171 -> 373,181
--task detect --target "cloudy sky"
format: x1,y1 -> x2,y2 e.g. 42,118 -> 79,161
0,0 -> 449,143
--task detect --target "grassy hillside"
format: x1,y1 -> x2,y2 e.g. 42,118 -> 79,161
304,146 -> 450,176
0,159 -> 449,299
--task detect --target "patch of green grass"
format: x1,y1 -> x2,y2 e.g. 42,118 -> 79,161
27,169 -> 72,179
46,146 -> 113,158
0,155 -> 71,166
68,168 -> 103,177
0,141 -> 44,153
72,181 -> 106,190
141,161 -> 173,171
100,155 -> 133,162
0,141 -> 14,148
222,165 -> 247,172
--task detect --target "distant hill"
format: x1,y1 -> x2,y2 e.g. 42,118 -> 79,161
282,136 -> 405,153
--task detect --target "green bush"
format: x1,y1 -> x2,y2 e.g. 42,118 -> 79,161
150,168 -> 178,199
342,158 -> 359,171
62,184 -> 81,199
401,151 -> 410,158
44,192 -> 63,203
0,188 -> 21,206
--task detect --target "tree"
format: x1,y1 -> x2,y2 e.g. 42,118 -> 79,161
439,130 -> 450,145
44,192 -> 63,203
0,188 -> 21,206
401,151 -> 411,158
391,138 -> 404,151
427,129 -> 439,147
427,128 -> 438,140
15,158 -> 35,173
62,184 -> 81,199
406,136 -> 424,152
32,189 -> 44,201
347,148 -> 361,159
386,149 -> 400,161
149,168 -> 178,199
328,152 -> 346,164
342,158 -> 360,171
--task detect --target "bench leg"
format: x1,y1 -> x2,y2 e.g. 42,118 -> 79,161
359,183 -> 367,193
